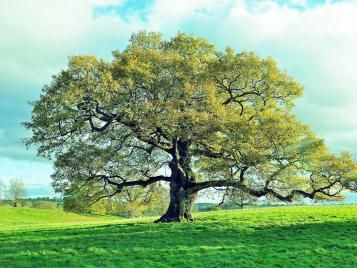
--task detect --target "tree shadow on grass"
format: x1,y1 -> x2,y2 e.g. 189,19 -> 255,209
0,220 -> 356,268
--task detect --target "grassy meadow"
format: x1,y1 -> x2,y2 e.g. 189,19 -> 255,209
0,205 -> 356,267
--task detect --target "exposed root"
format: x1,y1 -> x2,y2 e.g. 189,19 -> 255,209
154,213 -> 194,223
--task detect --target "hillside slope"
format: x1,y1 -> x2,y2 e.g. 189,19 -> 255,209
0,205 -> 356,267
0,206 -> 120,231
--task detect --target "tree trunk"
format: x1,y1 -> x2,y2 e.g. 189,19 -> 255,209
155,182 -> 196,222
155,139 -> 197,223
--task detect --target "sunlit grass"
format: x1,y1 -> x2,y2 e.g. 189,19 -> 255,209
0,206 -> 123,232
0,205 -> 356,267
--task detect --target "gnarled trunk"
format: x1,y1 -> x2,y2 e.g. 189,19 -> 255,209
155,139 -> 197,222
155,182 -> 196,222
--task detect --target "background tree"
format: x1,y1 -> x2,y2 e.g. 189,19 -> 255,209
25,31 -> 357,222
8,179 -> 26,207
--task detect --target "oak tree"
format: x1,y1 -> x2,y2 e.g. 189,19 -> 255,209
25,32 -> 357,222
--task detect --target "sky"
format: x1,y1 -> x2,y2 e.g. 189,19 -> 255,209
1,0 -> 357,197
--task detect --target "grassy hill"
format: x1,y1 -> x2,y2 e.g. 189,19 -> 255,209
0,206 -> 121,231
0,205 -> 356,267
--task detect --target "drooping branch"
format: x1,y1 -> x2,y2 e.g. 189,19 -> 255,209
190,174 -> 344,202
190,179 -> 266,197
89,190 -> 120,205
273,180 -> 343,202
108,175 -> 171,188
88,173 -> 170,189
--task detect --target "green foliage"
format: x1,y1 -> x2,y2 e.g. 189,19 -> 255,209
62,186 -> 93,214
0,206 -> 356,267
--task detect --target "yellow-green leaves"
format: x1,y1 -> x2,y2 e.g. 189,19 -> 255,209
64,55 -> 119,105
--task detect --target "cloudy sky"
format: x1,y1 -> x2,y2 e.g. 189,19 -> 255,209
1,0 -> 357,196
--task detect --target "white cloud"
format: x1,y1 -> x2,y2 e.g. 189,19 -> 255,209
195,0 -> 357,155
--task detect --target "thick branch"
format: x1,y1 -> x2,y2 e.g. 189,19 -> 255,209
189,180 -> 265,197
90,174 -> 171,189
85,104 -> 173,153
88,175 -> 170,204
190,178 -> 343,202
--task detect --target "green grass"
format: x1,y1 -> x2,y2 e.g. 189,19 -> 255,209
0,206 -> 121,231
0,205 -> 356,267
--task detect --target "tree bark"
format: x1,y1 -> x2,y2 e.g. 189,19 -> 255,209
154,182 -> 196,222
155,139 -> 197,222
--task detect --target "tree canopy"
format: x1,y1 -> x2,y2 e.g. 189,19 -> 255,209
25,31 -> 357,222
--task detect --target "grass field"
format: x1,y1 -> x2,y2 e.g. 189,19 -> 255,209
0,206 -> 122,232
0,205 -> 356,267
